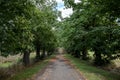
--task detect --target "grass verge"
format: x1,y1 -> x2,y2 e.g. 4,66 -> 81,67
64,54 -> 120,80
0,62 -> 13,68
8,55 -> 54,80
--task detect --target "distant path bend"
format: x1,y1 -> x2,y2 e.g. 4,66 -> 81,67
32,54 -> 85,80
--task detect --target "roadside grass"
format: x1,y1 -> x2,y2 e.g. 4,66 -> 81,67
8,54 -> 54,80
88,51 -> 120,68
64,54 -> 120,80
0,52 -> 36,68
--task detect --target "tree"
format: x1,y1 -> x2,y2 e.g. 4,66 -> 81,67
0,0 -> 36,66
62,0 -> 120,66
31,0 -> 57,61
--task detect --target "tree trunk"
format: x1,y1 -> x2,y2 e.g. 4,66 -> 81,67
82,48 -> 88,60
35,45 -> 41,61
47,50 -> 52,56
74,50 -> 80,58
70,50 -> 74,56
47,51 -> 50,56
94,50 -> 102,66
71,52 -> 75,56
23,51 -> 30,66
41,48 -> 46,59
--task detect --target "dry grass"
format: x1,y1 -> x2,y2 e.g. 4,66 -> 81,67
110,59 -> 120,73
88,51 -> 120,68
0,52 -> 52,80
113,59 -> 120,67
0,52 -> 36,79
0,52 -> 36,68
0,52 -> 36,80
0,63 -> 25,80
0,54 -> 22,68
0,54 -> 22,63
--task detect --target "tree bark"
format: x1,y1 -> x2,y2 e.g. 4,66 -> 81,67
74,50 -> 80,58
94,50 -> 102,66
35,45 -> 41,61
41,48 -> 46,59
23,50 -> 30,66
47,51 -> 50,56
82,48 -> 88,60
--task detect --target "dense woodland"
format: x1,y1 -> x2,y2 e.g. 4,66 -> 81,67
0,0 -> 58,66
57,0 -> 120,66
0,0 -> 120,79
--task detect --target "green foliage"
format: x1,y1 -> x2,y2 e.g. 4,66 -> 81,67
0,0 -> 58,66
0,0 -> 34,56
61,0 -> 120,66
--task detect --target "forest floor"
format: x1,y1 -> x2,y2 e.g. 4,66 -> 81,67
30,54 -> 85,80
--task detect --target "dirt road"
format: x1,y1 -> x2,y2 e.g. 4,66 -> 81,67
32,54 -> 85,80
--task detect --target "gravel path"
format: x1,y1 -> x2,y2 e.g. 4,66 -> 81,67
33,55 -> 85,80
